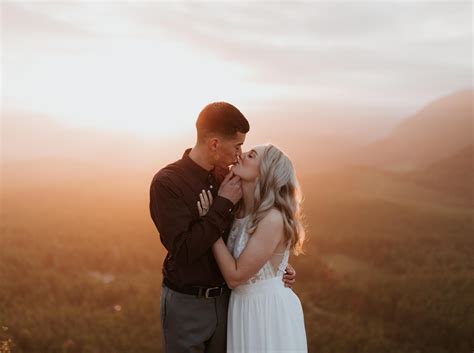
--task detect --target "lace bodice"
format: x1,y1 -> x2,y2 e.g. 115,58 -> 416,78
226,216 -> 290,285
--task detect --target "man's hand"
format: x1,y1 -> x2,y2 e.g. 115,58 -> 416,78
218,171 -> 242,205
283,263 -> 296,288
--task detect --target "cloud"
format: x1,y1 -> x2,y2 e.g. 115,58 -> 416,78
126,1 -> 472,106
1,2 -> 93,39
2,0 -> 471,122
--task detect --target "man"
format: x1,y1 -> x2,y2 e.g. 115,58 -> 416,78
149,102 -> 296,353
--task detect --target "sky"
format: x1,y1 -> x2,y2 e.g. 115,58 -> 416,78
2,0 -> 472,141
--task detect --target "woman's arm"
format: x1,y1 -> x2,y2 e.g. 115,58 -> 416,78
212,209 -> 284,288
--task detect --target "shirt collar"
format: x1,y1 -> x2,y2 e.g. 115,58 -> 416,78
181,148 -> 215,183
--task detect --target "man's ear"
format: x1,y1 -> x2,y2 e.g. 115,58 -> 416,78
208,137 -> 219,152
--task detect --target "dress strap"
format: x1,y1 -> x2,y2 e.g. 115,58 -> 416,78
276,242 -> 291,275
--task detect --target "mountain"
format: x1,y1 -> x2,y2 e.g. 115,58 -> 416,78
3,89 -> 472,191
1,109 -> 187,168
404,144 -> 473,205
300,164 -> 469,213
0,107 -> 386,181
351,89 -> 473,172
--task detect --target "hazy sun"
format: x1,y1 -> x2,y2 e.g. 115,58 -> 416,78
5,35 -> 257,140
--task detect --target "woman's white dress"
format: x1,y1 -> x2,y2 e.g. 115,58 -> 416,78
226,216 -> 308,353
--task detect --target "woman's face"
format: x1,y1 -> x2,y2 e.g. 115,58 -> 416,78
231,145 -> 266,182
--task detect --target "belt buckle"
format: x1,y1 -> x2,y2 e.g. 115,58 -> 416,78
204,286 -> 222,298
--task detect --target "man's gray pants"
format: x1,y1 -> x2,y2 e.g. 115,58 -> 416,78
160,285 -> 230,353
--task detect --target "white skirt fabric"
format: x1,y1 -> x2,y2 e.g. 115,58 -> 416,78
227,276 -> 308,353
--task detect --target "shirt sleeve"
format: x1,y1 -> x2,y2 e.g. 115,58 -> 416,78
149,174 -> 234,265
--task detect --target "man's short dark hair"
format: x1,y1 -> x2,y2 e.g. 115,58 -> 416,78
196,102 -> 250,142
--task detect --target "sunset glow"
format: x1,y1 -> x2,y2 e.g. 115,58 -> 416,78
3,1 -> 471,142
1,2 -> 473,352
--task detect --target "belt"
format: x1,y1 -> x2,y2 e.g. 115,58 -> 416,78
163,278 -> 230,299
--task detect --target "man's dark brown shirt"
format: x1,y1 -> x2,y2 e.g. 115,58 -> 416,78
149,149 -> 235,289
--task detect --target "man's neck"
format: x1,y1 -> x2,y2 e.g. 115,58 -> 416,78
188,145 -> 214,171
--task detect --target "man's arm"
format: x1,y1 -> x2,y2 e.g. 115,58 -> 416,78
149,175 -> 234,265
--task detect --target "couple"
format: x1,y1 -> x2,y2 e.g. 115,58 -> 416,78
149,102 -> 307,353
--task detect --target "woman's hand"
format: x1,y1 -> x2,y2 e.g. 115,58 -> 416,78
197,189 -> 214,217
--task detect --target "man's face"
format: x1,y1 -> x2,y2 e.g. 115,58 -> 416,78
215,132 -> 246,169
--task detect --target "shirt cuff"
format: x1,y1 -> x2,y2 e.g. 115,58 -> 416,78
207,195 -> 234,234
211,195 -> 235,217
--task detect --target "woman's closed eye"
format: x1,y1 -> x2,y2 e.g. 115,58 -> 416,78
247,149 -> 258,159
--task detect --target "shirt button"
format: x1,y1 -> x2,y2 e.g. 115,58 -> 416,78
210,185 -> 213,189
228,209 -> 232,212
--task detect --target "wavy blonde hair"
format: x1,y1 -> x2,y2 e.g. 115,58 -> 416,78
245,144 -> 306,255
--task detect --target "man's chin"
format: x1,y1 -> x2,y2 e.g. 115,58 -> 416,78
226,161 -> 238,169
214,165 -> 232,175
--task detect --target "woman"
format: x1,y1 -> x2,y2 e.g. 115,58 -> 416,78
198,144 -> 307,353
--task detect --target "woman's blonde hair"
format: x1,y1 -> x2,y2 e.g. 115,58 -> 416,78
246,144 -> 306,255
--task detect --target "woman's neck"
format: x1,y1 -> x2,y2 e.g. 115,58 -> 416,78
239,180 -> 256,217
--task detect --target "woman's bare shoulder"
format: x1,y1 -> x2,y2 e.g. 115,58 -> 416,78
256,208 -> 284,237
262,208 -> 284,224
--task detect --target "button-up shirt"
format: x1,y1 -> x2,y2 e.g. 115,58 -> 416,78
149,148 -> 235,288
